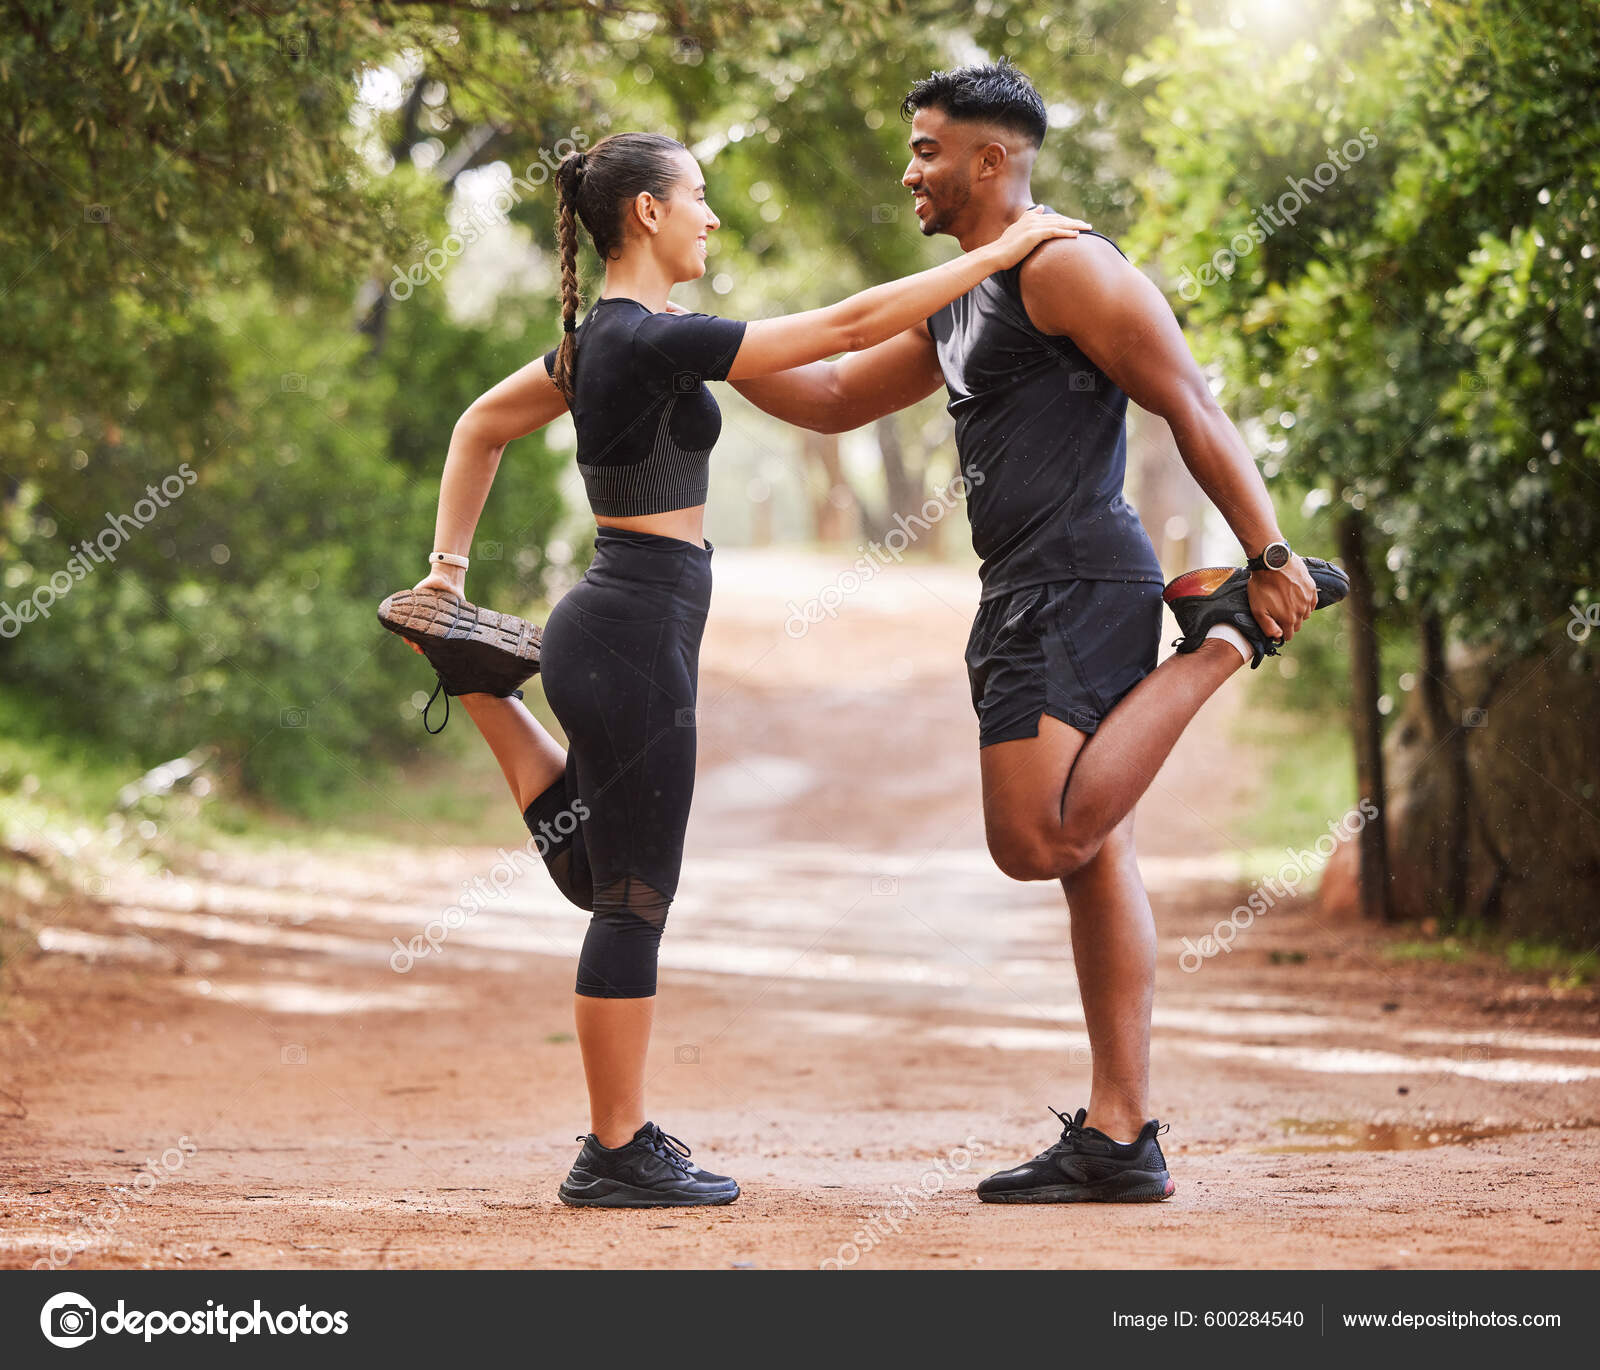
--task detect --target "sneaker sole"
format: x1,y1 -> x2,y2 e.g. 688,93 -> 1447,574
1162,566 -> 1238,607
557,1176 -> 741,1209
377,589 -> 542,672
978,1171 -> 1175,1204
1304,556 -> 1351,608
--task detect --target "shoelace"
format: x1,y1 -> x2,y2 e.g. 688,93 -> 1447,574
574,1124 -> 695,1173
1168,629 -> 1281,658
1044,1105 -> 1085,1154
421,678 -> 524,735
1049,1105 -> 1082,1135
1044,1107 -> 1170,1153
418,593 -> 471,735
642,1124 -> 695,1173
423,676 -> 451,734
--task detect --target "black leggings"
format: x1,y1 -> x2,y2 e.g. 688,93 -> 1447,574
522,526 -> 711,998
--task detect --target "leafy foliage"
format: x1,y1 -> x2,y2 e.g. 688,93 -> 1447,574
1,280 -> 563,804
1129,0 -> 1600,652
3,0 -> 1189,806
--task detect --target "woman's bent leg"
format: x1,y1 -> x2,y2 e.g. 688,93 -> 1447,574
457,690 -> 595,907
521,756 -> 595,911
459,692 -> 565,811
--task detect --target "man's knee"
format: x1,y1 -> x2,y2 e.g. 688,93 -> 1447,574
1060,822 -> 1138,895
1052,835 -> 1101,880
988,838 -> 1046,882
987,826 -> 1103,882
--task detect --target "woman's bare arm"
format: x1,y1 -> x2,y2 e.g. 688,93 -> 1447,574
724,209 -> 1087,380
421,355 -> 568,595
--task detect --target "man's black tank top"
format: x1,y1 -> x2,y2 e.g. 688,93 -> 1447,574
927,225 -> 1163,601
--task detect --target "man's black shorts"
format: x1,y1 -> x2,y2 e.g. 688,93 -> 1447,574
965,579 -> 1163,748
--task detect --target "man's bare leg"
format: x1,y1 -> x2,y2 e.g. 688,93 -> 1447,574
1062,812 -> 1154,1142
977,641 -> 1237,1147
981,637 -> 1242,882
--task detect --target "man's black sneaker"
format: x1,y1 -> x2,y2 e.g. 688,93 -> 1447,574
976,1107 -> 1175,1204
377,587 -> 542,733
557,1122 -> 741,1209
1162,557 -> 1350,669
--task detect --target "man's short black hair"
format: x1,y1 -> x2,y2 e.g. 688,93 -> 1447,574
900,58 -> 1048,148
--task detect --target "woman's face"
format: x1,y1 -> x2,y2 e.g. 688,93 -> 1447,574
640,150 -> 719,281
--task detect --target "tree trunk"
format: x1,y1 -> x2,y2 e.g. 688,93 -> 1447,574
1380,642 -> 1596,943
1418,612 -> 1471,922
872,414 -> 931,548
802,430 -> 858,545
1339,510 -> 1393,922
1127,407 -> 1207,569
358,78 -> 431,355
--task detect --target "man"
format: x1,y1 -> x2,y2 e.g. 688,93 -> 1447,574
732,59 -> 1347,1202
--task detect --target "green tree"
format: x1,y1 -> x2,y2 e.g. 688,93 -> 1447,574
1131,0 -> 1600,938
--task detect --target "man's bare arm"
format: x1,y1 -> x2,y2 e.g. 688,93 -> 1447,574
729,322 -> 944,435
1017,238 -> 1317,638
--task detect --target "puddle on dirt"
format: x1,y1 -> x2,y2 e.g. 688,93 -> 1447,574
1264,1118 -> 1565,1152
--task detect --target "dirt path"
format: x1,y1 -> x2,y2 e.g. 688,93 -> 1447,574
3,550 -> 1598,1269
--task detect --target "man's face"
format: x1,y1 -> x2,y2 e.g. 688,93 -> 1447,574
900,108 -> 979,238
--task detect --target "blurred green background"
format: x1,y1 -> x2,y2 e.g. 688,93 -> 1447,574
2,0 -> 1595,947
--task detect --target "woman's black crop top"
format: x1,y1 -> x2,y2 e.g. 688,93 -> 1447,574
541,298 -> 748,518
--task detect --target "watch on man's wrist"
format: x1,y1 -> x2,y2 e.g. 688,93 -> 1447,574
1246,540 -> 1292,573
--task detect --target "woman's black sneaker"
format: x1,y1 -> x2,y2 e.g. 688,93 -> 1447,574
976,1107 -> 1175,1203
1162,557 -> 1350,669
377,587 -> 542,732
557,1122 -> 741,1208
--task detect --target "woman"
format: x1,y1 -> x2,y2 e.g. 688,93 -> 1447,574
378,131 -> 1087,1208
